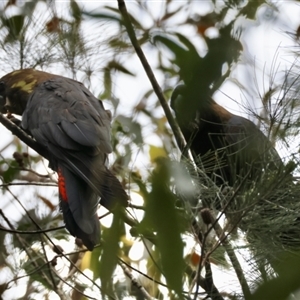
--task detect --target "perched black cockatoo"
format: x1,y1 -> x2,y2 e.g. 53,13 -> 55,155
171,84 -> 282,187
0,69 -> 128,250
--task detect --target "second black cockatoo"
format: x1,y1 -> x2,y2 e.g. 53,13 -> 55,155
163,22 -> 282,186
171,84 -> 283,187
0,69 -> 128,250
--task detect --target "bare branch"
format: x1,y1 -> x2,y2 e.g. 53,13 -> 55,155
119,262 -> 154,300
210,215 -> 251,297
0,113 -> 50,159
0,224 -> 65,234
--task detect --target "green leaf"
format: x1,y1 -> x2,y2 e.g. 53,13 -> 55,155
153,33 -> 188,59
210,245 -> 230,268
144,159 -> 185,297
2,15 -> 25,42
115,115 -> 143,144
1,161 -> 19,183
90,246 -> 102,280
23,251 -> 59,290
175,32 -> 200,57
11,208 -> 61,250
82,11 -> 122,24
130,172 -> 149,200
107,60 -> 135,76
109,38 -> 131,50
100,68 -> 112,99
99,209 -> 124,295
145,249 -> 161,297
153,33 -> 201,84
149,145 -> 167,162
70,0 -> 81,23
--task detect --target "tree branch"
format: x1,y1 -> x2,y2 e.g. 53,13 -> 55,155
0,113 -> 49,159
119,262 -> 154,300
116,0 -> 194,163
210,215 -> 251,298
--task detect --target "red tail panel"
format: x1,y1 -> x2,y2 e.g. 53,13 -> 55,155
58,165 -> 100,251
58,168 -> 68,202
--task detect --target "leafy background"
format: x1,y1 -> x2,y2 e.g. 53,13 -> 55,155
1,1 -> 300,299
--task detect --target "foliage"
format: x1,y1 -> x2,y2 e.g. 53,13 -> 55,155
1,0 -> 300,299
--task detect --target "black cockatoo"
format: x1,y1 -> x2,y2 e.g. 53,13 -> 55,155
163,21 -> 282,186
171,84 -> 282,187
0,69 -> 128,250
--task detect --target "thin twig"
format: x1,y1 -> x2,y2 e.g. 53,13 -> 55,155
41,239 -> 58,294
127,203 -> 145,210
0,224 -> 65,234
119,258 -> 168,288
195,170 -> 252,298
119,262 -> 154,300
210,215 -> 251,297
0,182 -> 57,187
0,113 -> 49,158
119,258 -> 194,299
0,209 -> 65,298
5,187 -> 104,294
191,219 -> 224,300
7,252 -> 98,300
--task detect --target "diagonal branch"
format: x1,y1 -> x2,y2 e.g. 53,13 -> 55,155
210,215 -> 251,298
0,113 -> 49,158
117,0 -> 194,163
119,262 -> 154,300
